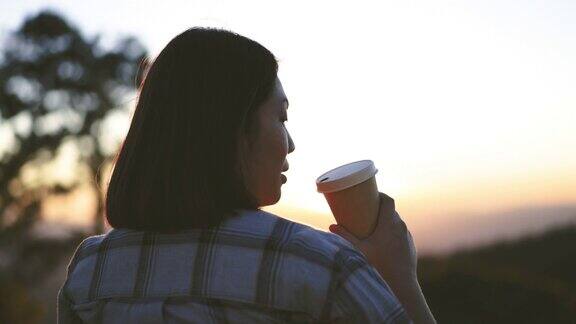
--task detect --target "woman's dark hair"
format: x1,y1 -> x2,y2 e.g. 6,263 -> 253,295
105,27 -> 279,231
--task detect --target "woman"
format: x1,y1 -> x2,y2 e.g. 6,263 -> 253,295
57,27 -> 435,323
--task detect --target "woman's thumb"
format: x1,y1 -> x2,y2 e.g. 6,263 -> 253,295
329,224 -> 360,245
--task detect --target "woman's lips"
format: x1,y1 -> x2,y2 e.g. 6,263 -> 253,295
281,174 -> 287,183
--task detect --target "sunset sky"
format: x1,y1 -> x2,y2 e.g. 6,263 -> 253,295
2,0 -> 575,255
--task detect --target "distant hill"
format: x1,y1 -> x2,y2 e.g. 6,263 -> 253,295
417,224 -> 576,323
416,202 -> 576,256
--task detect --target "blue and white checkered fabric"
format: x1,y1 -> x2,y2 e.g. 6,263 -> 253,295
58,208 -> 411,323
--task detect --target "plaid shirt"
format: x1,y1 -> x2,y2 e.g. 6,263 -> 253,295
58,208 -> 412,323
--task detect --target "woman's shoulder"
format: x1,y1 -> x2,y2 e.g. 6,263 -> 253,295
221,208 -> 364,272
288,219 -> 357,254
237,208 -> 356,247
68,209 -> 358,264
67,229 -> 143,262
242,208 -> 361,260
61,209 -> 367,318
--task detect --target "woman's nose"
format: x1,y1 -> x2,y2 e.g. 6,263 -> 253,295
287,131 -> 295,154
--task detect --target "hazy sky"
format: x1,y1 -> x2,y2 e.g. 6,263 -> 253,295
2,0 -> 576,254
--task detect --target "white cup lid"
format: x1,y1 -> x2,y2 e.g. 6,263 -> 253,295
316,160 -> 378,193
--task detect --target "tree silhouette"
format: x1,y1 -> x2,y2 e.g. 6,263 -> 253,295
0,10 -> 147,321
0,10 -> 147,233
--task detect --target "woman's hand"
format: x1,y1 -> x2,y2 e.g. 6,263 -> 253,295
330,192 -> 438,323
330,192 -> 436,324
329,192 -> 418,285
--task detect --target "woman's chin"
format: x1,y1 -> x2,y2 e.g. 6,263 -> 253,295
270,191 -> 282,205
258,190 -> 281,207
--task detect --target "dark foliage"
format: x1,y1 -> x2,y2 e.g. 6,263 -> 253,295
419,225 -> 576,323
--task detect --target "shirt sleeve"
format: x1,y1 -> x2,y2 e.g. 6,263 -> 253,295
57,239 -> 87,324
57,285 -> 83,324
326,251 -> 413,324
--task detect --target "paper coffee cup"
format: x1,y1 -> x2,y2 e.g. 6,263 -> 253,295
316,160 -> 379,238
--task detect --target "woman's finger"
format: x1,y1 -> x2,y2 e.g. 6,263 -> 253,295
379,192 -> 396,211
372,193 -> 396,233
329,224 -> 361,246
